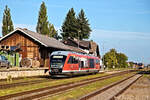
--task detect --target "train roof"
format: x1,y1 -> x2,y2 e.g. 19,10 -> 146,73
50,51 -> 99,58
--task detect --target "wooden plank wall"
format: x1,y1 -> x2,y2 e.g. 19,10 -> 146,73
0,32 -> 40,60
39,48 -> 50,67
0,31 -> 60,67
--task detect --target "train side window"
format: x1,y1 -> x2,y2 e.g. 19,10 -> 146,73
68,56 -> 79,64
74,58 -> 79,64
68,56 -> 73,64
89,59 -> 94,68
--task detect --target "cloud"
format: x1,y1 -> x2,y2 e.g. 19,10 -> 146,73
0,24 -> 36,37
0,24 -> 62,36
14,24 -> 36,31
90,29 -> 150,64
0,23 -> 62,36
136,11 -> 150,14
91,29 -> 150,40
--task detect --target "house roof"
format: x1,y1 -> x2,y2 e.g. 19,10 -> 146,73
62,37 -> 100,57
73,39 -> 91,49
63,38 -> 91,49
0,28 -> 70,50
67,45 -> 86,54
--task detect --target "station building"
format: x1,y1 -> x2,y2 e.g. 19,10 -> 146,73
0,28 -> 86,67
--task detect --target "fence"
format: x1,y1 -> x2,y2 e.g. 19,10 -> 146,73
0,51 -> 20,67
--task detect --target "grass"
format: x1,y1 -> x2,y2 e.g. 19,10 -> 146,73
143,74 -> 150,78
0,73 -> 109,96
143,71 -> 150,79
106,67 -> 134,71
44,73 -> 134,100
139,70 -> 150,78
0,77 -> 47,85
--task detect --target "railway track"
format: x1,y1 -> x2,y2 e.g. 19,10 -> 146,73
0,78 -> 53,89
0,75 -> 50,82
115,71 -> 150,100
0,70 -> 135,100
79,74 -> 142,100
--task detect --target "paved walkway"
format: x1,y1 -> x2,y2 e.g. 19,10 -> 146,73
89,74 -> 141,100
116,76 -> 150,100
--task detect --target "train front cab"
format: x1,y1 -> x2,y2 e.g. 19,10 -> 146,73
49,54 -> 67,76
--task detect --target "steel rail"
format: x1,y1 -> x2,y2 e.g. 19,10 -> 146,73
79,74 -> 142,100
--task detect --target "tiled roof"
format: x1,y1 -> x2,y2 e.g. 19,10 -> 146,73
63,38 -> 91,49
62,38 -> 100,57
67,45 -> 86,54
21,28 -> 70,50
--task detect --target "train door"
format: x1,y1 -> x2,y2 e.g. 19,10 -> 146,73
95,59 -> 100,70
67,55 -> 79,71
79,59 -> 84,70
79,57 -> 88,70
88,58 -> 95,69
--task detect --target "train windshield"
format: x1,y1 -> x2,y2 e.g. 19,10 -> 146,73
50,55 -> 67,68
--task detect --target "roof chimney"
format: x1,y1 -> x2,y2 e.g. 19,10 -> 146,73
23,28 -> 28,30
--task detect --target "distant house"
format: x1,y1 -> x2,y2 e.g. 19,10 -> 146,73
62,37 -> 100,58
0,28 -> 85,67
137,63 -> 144,68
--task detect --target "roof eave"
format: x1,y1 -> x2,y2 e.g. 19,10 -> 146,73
0,28 -> 48,47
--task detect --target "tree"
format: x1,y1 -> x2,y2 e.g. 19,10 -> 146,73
102,49 -> 118,69
2,5 -> 14,36
36,2 -> 49,35
128,62 -> 134,68
102,48 -> 128,69
48,23 -> 60,40
147,64 -> 150,68
77,9 -> 91,40
116,53 -> 128,68
61,8 -> 78,40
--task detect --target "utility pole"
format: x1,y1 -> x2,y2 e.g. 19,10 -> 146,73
78,30 -> 81,48
102,43 -> 105,70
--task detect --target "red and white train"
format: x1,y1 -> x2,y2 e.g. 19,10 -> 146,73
49,51 -> 100,77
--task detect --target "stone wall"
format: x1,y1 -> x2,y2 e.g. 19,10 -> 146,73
0,68 -> 49,79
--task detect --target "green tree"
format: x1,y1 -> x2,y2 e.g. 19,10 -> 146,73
77,9 -> 91,40
116,53 -> 128,68
102,49 -> 118,69
48,23 -> 60,40
128,62 -> 134,68
36,2 -> 49,35
2,5 -> 14,36
102,48 -> 128,69
61,8 -> 78,40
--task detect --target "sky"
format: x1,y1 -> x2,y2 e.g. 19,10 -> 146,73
0,0 -> 150,64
